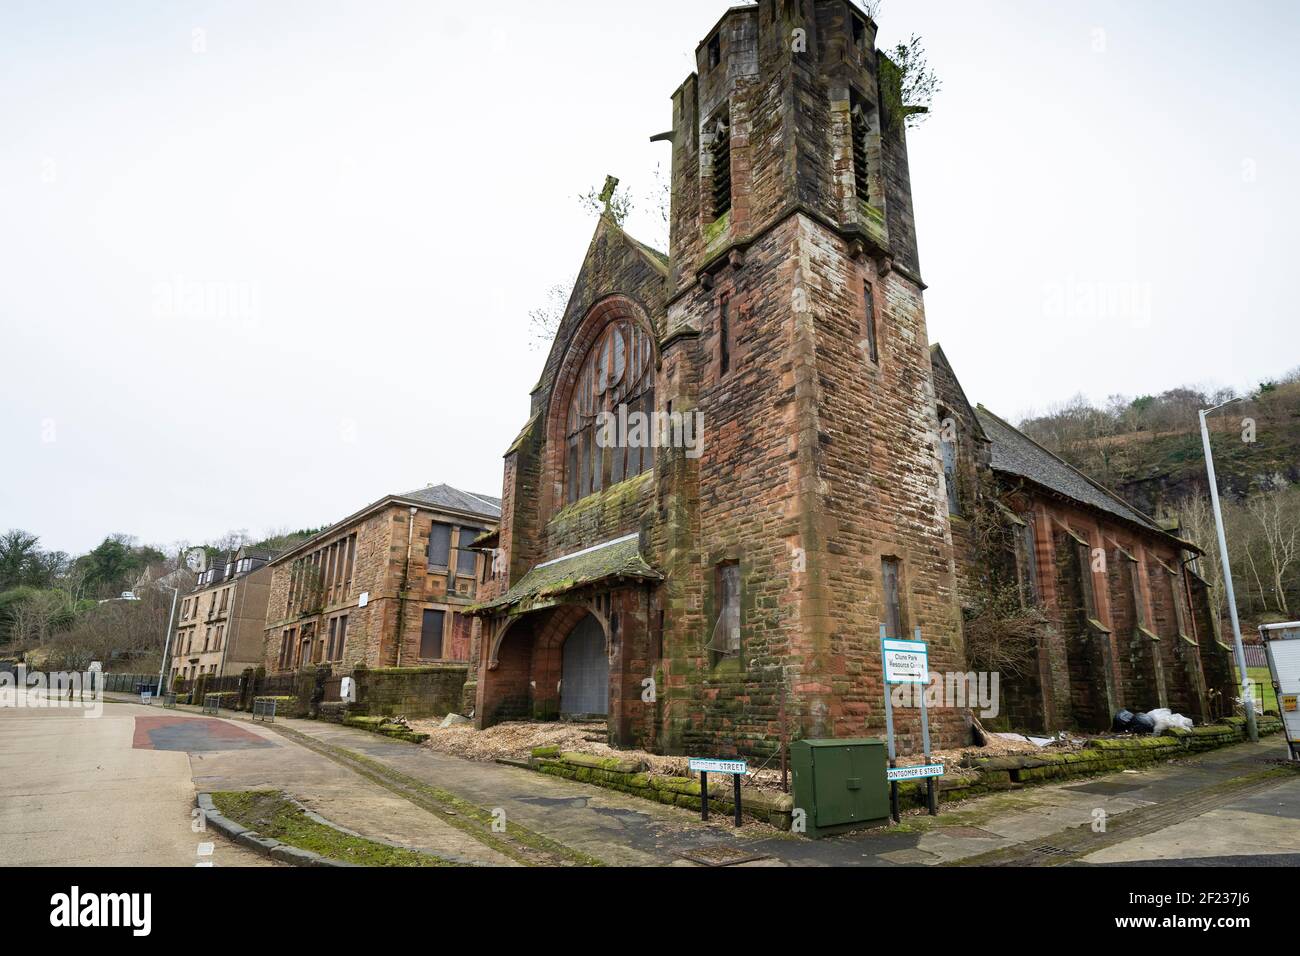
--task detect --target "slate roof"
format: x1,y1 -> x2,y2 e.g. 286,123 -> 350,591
975,407 -> 1167,535
470,534 -> 662,615
401,484 -> 502,519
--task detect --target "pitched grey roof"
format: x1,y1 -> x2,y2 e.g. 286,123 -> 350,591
400,483 -> 502,519
975,407 -> 1164,534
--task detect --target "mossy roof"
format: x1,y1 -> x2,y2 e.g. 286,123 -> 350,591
976,407 -> 1193,548
470,534 -> 661,615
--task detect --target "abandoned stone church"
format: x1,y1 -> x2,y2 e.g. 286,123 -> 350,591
466,0 -> 1236,757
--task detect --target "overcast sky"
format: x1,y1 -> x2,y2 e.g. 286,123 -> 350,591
3,0 -> 1297,556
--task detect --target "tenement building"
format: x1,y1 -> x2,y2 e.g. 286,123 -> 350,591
469,1 -> 1235,756
170,546 -> 274,682
263,485 -> 500,674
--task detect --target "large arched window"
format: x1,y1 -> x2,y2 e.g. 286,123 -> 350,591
565,318 -> 654,505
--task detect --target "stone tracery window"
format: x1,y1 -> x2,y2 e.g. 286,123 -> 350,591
565,318 -> 655,505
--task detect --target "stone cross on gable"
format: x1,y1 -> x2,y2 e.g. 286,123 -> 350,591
598,175 -> 620,212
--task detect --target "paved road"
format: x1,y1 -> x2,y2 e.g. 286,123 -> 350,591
0,702 -> 273,866
6,693 -> 1298,867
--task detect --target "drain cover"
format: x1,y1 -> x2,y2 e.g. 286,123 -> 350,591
1031,845 -> 1074,857
680,845 -> 770,867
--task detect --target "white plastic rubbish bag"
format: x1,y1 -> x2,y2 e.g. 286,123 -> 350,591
1148,708 -> 1194,734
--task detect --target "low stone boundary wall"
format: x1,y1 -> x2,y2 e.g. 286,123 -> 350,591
350,664 -> 468,720
342,715 -> 430,744
531,750 -> 795,829
896,716 -> 1285,809
524,717 -> 1285,831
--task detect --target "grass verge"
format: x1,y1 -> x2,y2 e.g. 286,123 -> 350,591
211,790 -> 456,867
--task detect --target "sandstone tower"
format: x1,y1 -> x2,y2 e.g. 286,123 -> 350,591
650,0 -> 964,753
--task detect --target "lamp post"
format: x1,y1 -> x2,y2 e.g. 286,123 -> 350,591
1198,398 -> 1258,743
154,584 -> 180,697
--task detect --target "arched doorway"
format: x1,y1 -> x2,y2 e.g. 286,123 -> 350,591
561,614 -> 609,718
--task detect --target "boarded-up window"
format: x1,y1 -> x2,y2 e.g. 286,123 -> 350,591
719,294 -> 732,376
1018,521 -> 1040,605
940,429 -> 960,515
882,557 -> 903,639
1170,570 -> 1190,636
1076,541 -> 1099,618
326,615 -> 349,662
420,609 -> 445,660
710,563 -> 741,663
1127,557 -> 1147,629
456,528 -> 481,576
862,281 -> 879,364
427,524 -> 451,568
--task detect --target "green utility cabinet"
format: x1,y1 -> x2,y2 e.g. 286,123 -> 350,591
790,738 -> 890,839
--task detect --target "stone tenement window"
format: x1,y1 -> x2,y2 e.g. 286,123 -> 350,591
327,614 -> 348,662
420,608 -> 445,660
565,317 -> 655,505
277,627 -> 295,671
881,557 -> 903,639
428,523 -> 451,568
456,527 -> 482,576
709,114 -> 732,221
286,532 -> 357,614
707,32 -> 721,71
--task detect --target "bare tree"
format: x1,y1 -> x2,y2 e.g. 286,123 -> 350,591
1246,488 -> 1300,616
6,590 -> 70,649
528,278 -> 575,352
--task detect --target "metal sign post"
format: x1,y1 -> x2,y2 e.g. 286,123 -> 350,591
880,624 -> 900,822
881,626 -> 941,821
915,627 -> 939,816
689,758 -> 747,827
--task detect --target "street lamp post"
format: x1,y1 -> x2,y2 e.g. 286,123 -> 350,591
1198,399 -> 1258,743
155,585 -> 180,697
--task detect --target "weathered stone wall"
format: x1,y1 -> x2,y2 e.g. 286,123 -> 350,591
351,664 -> 469,720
